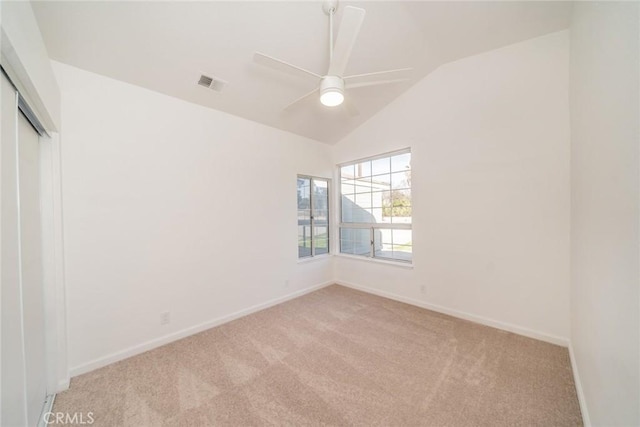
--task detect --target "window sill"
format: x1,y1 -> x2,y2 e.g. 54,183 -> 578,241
297,254 -> 332,264
334,253 -> 414,269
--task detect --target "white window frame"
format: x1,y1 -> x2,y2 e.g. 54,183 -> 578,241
297,175 -> 330,259
338,148 -> 412,264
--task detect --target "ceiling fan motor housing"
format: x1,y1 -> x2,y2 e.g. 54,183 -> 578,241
320,75 -> 345,106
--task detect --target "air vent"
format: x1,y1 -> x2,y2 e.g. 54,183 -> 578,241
198,75 -> 213,87
197,74 -> 227,93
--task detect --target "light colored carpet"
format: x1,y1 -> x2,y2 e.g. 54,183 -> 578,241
53,285 -> 582,426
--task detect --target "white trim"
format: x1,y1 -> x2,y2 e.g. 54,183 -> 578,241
568,343 -> 591,426
335,280 -> 569,347
37,394 -> 55,427
334,253 -> 413,269
51,133 -> 68,392
69,280 -> 334,377
337,147 -> 411,167
297,254 -> 332,264
39,132 -> 69,393
40,130 -> 57,395
57,379 -> 69,393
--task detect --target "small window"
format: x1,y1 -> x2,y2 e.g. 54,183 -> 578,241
298,176 -> 330,258
339,149 -> 412,263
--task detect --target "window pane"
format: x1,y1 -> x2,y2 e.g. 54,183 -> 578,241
355,161 -> 371,178
391,153 -> 411,173
341,199 -> 353,223
355,193 -> 372,209
314,226 -> 329,255
341,181 -> 355,195
312,178 -> 329,256
297,178 -> 310,209
393,245 -> 413,262
373,228 -> 392,258
312,179 -> 328,211
298,225 -> 312,258
371,207 -> 388,224
371,173 -> 391,188
373,228 -> 412,262
391,171 -> 410,189
392,229 -> 412,246
342,196 -> 375,223
355,208 -> 375,223
389,189 -> 412,224
394,188 -> 411,200
391,207 -> 412,224
314,209 -> 328,223
379,228 -> 393,245
340,228 -> 370,256
371,190 -> 390,208
299,176 -> 329,258
354,177 -> 373,193
298,209 -> 310,221
341,164 -> 355,180
372,157 -> 390,175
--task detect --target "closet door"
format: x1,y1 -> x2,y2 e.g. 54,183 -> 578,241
1,69 -> 49,426
1,66 -> 28,427
18,110 -> 47,427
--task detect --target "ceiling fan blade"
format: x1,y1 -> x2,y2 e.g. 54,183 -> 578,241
342,97 -> 360,117
344,68 -> 413,86
254,52 -> 321,81
328,6 -> 366,76
283,88 -> 319,111
346,78 -> 409,90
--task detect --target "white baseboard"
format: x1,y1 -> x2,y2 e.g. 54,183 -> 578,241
56,378 -> 70,392
568,342 -> 591,426
335,280 -> 569,347
69,281 -> 333,377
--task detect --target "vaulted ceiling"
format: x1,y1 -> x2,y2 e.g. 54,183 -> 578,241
32,1 -> 571,144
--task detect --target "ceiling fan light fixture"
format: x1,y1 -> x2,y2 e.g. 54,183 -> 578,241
320,89 -> 344,107
320,75 -> 345,107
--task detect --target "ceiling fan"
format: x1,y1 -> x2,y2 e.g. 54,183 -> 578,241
253,0 -> 413,114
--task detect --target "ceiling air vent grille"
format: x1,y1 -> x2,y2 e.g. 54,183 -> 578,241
197,74 -> 227,92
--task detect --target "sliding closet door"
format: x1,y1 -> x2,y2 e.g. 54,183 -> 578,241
1,69 -> 49,426
18,110 -> 47,427
1,65 -> 28,427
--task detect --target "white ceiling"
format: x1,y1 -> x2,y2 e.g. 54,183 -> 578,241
32,1 -> 571,144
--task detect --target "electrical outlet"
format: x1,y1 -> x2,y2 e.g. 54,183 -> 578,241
284,279 -> 290,289
420,285 -> 426,295
160,312 -> 170,325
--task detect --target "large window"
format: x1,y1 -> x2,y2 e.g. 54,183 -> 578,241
339,149 -> 412,263
297,176 -> 329,258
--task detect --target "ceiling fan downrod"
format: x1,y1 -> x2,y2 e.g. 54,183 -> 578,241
323,0 -> 338,63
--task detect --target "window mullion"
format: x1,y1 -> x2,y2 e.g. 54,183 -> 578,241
310,178 -> 315,257
369,227 -> 374,258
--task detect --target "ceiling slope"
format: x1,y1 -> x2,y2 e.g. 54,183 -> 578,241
32,1 -> 571,144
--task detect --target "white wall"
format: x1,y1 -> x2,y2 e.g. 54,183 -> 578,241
332,31 -> 571,344
569,3 -> 640,426
52,61 -> 334,375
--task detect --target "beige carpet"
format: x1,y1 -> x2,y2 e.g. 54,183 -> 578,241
53,285 -> 582,426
